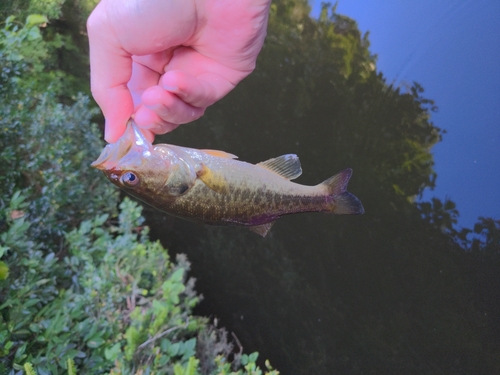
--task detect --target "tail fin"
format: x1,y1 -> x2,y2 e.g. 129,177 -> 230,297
332,191 -> 365,214
321,169 -> 365,215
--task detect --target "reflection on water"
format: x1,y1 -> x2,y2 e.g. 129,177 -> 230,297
143,2 -> 500,374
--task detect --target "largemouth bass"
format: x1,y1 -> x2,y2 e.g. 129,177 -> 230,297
92,121 -> 364,236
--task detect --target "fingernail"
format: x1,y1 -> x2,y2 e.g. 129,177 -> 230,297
144,103 -> 165,112
161,84 -> 179,92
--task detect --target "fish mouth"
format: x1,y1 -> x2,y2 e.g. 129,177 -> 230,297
90,142 -> 132,171
91,120 -> 152,171
91,142 -> 131,171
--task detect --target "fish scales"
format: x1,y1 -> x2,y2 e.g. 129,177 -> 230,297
158,180 -> 327,226
92,121 -> 364,237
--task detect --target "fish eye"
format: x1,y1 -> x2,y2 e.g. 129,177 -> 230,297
121,171 -> 139,187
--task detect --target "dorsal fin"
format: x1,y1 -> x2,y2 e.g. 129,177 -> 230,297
257,154 -> 302,180
202,149 -> 238,159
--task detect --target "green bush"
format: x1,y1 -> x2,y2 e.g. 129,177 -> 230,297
0,196 -> 278,375
1,15 -> 116,242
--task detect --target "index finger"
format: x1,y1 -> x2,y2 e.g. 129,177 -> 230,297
87,1 -> 134,143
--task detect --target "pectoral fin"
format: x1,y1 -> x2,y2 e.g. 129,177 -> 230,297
197,165 -> 230,194
248,221 -> 275,237
165,162 -> 196,196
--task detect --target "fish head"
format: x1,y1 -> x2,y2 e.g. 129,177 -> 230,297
91,121 -> 196,198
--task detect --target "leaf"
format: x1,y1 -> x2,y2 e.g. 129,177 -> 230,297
29,323 -> 41,333
181,338 -> 197,360
248,352 -> 259,363
23,299 -> 40,308
168,342 -> 181,357
184,356 -> 200,375
15,341 -> 27,359
10,191 -> 27,209
104,343 -> 121,361
173,357 -> 200,375
0,261 -> 9,280
25,15 -> 48,28
93,214 -> 109,227
44,252 -> 55,264
23,363 -> 37,375
170,268 -> 185,283
173,363 -> 184,375
67,358 -> 76,375
5,15 -> 15,25
240,354 -> 249,366
35,279 -> 50,286
86,337 -> 105,348
0,245 -> 9,258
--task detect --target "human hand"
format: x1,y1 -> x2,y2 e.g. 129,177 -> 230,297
87,0 -> 271,143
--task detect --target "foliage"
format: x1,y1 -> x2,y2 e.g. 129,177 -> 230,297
0,0 -> 95,99
418,197 -> 459,235
0,0 -> 65,21
460,217 -> 500,362
0,13 -> 68,98
1,15 -> 118,246
0,196 -> 278,375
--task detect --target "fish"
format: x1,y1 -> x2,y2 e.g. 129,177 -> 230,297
92,121 -> 364,237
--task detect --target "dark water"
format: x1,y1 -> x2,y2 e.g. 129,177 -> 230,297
142,4 -> 499,374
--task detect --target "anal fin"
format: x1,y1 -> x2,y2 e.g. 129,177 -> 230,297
248,221 -> 275,237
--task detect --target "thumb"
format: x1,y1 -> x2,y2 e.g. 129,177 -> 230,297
87,2 -> 134,143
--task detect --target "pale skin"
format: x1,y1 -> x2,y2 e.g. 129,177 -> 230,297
87,0 -> 272,143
